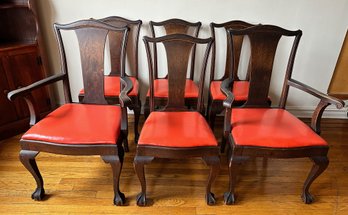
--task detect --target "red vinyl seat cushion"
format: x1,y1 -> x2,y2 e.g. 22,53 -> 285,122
146,79 -> 199,98
80,76 -> 138,97
231,108 -> 328,148
210,80 -> 249,101
139,112 -> 217,147
22,103 -> 121,145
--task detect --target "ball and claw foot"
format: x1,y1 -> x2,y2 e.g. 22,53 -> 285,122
301,192 -> 314,204
224,192 -> 236,205
31,188 -> 45,201
114,191 -> 126,206
136,192 -> 146,206
206,192 -> 216,205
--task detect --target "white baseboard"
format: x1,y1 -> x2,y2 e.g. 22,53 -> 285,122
286,106 -> 348,119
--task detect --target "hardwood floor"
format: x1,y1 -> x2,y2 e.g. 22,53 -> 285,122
0,117 -> 347,214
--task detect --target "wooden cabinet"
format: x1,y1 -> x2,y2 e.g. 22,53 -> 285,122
0,0 -> 51,140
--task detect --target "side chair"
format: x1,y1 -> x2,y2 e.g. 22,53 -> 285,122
221,24 -> 345,204
7,19 -> 133,205
143,18 -> 202,117
134,34 -> 220,206
207,20 -> 258,130
78,16 -> 142,145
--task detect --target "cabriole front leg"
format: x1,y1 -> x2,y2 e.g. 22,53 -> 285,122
301,156 -> 329,204
133,155 -> 154,206
19,150 -> 45,200
102,153 -> 125,206
224,155 -> 247,205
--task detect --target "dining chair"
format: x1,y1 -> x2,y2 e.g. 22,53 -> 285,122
7,19 -> 133,205
78,16 -> 142,145
143,18 -> 202,117
134,34 -> 220,206
207,20 -> 258,130
220,24 -> 345,204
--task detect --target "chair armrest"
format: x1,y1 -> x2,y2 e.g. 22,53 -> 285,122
119,76 -> 133,107
288,78 -> 344,109
220,78 -> 235,109
7,73 -> 66,126
288,78 -> 345,133
220,78 -> 235,136
7,73 -> 66,101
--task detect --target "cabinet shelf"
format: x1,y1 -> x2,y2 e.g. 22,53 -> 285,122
0,41 -> 37,52
0,3 -> 29,9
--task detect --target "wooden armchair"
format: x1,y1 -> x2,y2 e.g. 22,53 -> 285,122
78,16 -> 142,145
134,34 -> 220,206
207,20 -> 258,129
7,19 -> 133,205
221,25 -> 345,204
143,18 -> 202,117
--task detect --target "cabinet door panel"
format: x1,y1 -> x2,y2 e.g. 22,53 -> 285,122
0,59 -> 18,125
5,46 -> 51,118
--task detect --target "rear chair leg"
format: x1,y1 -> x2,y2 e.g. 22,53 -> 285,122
301,156 -> 329,204
19,150 -> 45,200
133,104 -> 141,144
203,156 -> 220,205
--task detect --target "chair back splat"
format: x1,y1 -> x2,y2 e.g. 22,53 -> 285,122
150,18 -> 201,79
143,34 -> 213,112
54,20 -> 129,104
228,25 -> 302,108
99,16 -> 142,77
210,20 -> 256,82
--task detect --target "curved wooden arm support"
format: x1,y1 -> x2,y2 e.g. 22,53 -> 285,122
119,76 -> 133,108
7,73 -> 66,126
7,73 -> 66,101
23,94 -> 40,126
220,78 -> 235,109
288,79 -> 345,109
220,78 -> 235,137
288,78 -> 345,133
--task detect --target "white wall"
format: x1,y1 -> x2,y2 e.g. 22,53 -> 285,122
36,0 -> 348,117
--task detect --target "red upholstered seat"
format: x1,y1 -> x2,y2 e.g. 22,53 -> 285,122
139,112 -> 217,147
80,76 -> 138,97
210,80 -> 249,101
22,103 -> 121,144
231,108 -> 327,148
146,79 -> 199,98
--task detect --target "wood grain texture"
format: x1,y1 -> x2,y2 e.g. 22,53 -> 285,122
0,117 -> 347,214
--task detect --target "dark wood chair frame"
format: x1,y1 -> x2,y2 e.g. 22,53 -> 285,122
143,18 -> 202,117
78,16 -> 142,146
134,34 -> 220,206
220,25 -> 345,205
7,19 -> 133,206
207,20 -> 257,129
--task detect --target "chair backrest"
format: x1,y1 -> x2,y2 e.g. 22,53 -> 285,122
54,19 -> 129,104
210,20 -> 256,82
99,16 -> 142,78
143,34 -> 213,112
149,18 -> 202,79
227,25 -> 302,108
